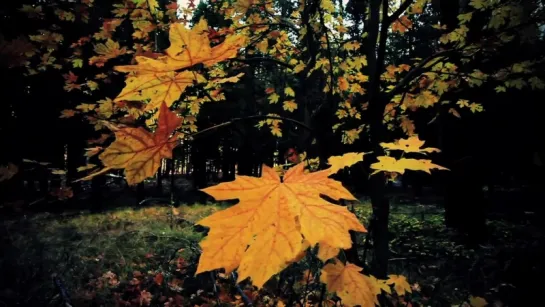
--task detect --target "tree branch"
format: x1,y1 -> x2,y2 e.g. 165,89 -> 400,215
387,49 -> 456,98
187,115 -> 314,140
387,0 -> 414,24
230,57 -> 294,69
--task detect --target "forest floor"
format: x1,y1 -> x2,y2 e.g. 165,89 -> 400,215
1,193 -> 544,307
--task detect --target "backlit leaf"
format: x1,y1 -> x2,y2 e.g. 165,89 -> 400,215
320,260 -> 379,306
327,152 -> 365,175
196,163 -> 366,288
370,156 -> 449,175
386,274 -> 412,296
115,69 -> 205,111
317,242 -> 339,261
469,296 -> 488,307
90,102 -> 181,185
380,136 -> 440,154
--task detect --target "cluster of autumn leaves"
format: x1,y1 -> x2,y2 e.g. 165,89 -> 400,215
5,0 -> 531,305
195,157 -> 420,306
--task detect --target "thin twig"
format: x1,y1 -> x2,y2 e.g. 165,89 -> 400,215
187,114 -> 313,139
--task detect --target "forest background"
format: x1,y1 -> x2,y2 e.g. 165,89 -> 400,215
1,0 -> 545,306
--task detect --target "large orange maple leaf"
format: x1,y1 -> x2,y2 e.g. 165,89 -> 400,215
196,163 -> 366,288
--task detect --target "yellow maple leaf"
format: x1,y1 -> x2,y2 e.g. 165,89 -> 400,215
147,0 -> 159,12
76,103 -> 96,113
196,163 -> 366,288
89,39 -> 128,67
84,102 -> 181,185
400,116 -> 416,136
233,0 -> 253,14
317,242 -> 339,261
320,260 -> 379,306
268,93 -> 280,104
457,99 -> 470,107
284,87 -> 295,97
369,275 -> 392,294
209,72 -> 245,85
371,157 -> 449,175
380,136 -> 440,154
469,102 -> 484,113
164,19 -> 246,70
115,69 -> 205,111
370,156 -> 407,174
386,274 -> 412,296
270,125 -> 282,137
255,40 -> 268,53
469,296 -> 488,307
97,98 -> 114,118
283,100 -> 297,112
342,41 -> 360,51
113,19 -> 245,98
326,152 -> 365,175
413,90 -> 439,108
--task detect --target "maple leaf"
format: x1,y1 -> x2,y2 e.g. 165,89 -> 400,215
469,296 -> 488,307
386,275 -> 412,296
370,157 -> 449,175
195,163 -> 366,288
317,242 -> 339,261
338,76 -> 349,91
60,109 -> 77,118
284,87 -> 295,97
208,72 -> 245,85
326,152 -> 365,175
157,18 -> 245,70
380,136 -> 440,154
84,102 -> 181,185
115,69 -> 206,111
320,260 -> 379,306
392,16 -> 413,33
268,93 -> 280,104
112,19 -> 245,109
89,39 -> 128,67
400,116 -> 416,136
283,100 -> 297,112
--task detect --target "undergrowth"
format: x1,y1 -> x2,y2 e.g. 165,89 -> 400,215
1,201 -> 543,306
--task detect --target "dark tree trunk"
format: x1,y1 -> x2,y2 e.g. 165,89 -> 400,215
237,139 -> 255,176
443,156 -> 487,245
221,141 -> 235,181
90,175 -> 106,212
137,182 -> 145,203
66,131 -> 86,194
156,162 -> 163,195
191,139 -> 208,203
370,173 -> 390,278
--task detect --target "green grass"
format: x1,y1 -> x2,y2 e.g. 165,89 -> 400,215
1,199 -> 543,306
1,203 -> 224,306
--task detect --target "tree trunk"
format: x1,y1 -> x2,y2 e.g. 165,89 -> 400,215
156,161 -> 163,195
370,172 -> 390,278
443,156 -> 487,245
